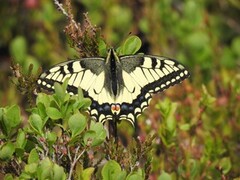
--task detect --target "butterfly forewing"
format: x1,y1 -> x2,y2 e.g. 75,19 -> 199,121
120,55 -> 189,91
38,58 -> 105,93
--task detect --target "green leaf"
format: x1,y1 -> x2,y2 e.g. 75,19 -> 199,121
29,114 -> 43,134
24,140 -> 35,153
200,85 -> 216,107
219,157 -> 232,174
10,36 -> 27,64
36,102 -> 48,121
3,174 -> 14,180
231,36 -> 240,56
15,147 -> 25,158
98,39 -> 107,57
157,99 -> 177,146
19,172 -> 33,179
179,123 -> 191,131
126,172 -> 143,180
73,95 -> 92,110
68,112 -> 87,138
74,163 -> 95,180
165,102 -> 177,132
126,169 -> 144,180
118,35 -> 142,55
127,168 -> 145,180
220,47 -> 235,68
89,122 -> 107,146
80,98 -> 92,110
189,159 -> 199,179
116,171 -> 127,180
139,18 -> 149,33
5,105 -> 21,128
23,55 -> 40,74
101,160 -> 122,180
36,93 -> 51,107
0,142 -> 15,160
52,126 -> 63,138
37,158 -> 53,180
62,77 -> 70,90
46,107 -> 62,120
54,82 -> 67,102
82,167 -> 95,180
185,31 -> 209,50
28,149 -> 40,164
46,131 -> 57,145
158,171 -> 172,180
24,163 -> 38,174
0,108 -> 4,121
16,129 -> 26,149
83,121 -> 106,147
0,109 -> 7,136
83,130 -> 96,146
77,87 -> 84,100
0,105 -> 21,137
53,163 -> 66,180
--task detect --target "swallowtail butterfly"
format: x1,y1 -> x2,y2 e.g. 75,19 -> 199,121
37,48 -> 190,126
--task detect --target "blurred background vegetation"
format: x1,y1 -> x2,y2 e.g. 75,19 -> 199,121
0,0 -> 240,179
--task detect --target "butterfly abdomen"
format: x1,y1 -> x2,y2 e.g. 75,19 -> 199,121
105,50 -> 125,98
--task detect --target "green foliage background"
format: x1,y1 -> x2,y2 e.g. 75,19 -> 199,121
0,0 -> 240,179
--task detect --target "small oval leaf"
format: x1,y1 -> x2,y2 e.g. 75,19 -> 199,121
28,149 -> 40,164
82,167 -> 95,180
68,112 -> 87,137
46,132 -> 57,145
29,114 -> 43,134
46,107 -> 62,120
53,163 -> 66,180
16,130 -> 26,149
158,171 -> 172,180
121,35 -> 142,55
83,130 -> 96,146
0,142 -> 15,160
101,160 -> 122,180
89,122 -> 107,146
10,36 -> 27,63
5,105 -> 21,128
37,158 -> 53,179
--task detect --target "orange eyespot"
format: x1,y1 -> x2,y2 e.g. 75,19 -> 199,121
115,104 -> 120,111
111,105 -> 116,111
111,104 -> 121,115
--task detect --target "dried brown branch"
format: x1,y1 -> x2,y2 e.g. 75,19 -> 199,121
10,61 -> 42,106
54,0 -> 103,58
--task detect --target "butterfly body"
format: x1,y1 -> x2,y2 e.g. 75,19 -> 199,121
37,48 -> 190,125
